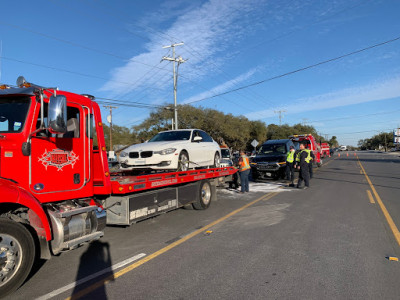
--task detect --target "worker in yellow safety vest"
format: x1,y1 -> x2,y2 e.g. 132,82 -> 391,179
295,143 -> 311,189
238,150 -> 250,193
285,145 -> 296,187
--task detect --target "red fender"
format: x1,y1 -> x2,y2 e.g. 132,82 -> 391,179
0,179 -> 52,240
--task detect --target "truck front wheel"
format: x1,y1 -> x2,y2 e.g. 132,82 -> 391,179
0,218 -> 35,297
193,180 -> 212,210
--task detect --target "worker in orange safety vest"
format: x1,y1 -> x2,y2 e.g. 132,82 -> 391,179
238,150 -> 250,193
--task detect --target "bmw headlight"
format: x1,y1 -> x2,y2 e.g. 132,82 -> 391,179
154,148 -> 176,155
120,151 -> 128,158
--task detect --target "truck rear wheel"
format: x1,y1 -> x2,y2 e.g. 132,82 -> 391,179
193,180 -> 212,210
0,218 -> 35,297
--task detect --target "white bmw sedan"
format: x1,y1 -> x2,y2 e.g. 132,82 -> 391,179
118,129 -> 221,171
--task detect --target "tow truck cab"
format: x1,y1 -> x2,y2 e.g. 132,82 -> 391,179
289,134 -> 322,166
0,78 -> 109,295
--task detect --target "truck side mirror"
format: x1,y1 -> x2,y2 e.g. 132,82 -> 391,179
48,95 -> 67,134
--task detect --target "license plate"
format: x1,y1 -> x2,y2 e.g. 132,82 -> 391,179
134,159 -> 146,165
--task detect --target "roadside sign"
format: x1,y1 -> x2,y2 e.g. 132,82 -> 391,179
251,139 -> 259,148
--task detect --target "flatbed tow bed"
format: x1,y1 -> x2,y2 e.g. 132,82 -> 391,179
105,167 -> 237,225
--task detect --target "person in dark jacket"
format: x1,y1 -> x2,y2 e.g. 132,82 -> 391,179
295,143 -> 311,189
308,149 -> 315,179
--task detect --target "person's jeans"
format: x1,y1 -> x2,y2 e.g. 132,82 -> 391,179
239,169 -> 250,192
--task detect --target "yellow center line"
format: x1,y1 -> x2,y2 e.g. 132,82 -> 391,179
358,158 -> 400,247
366,190 -> 375,204
66,192 -> 279,300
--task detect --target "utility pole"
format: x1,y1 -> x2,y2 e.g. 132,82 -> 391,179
274,110 -> 286,126
104,105 -> 117,152
384,132 -> 387,152
162,42 -> 186,130
301,118 -> 308,126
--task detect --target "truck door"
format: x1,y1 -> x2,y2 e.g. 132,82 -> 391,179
30,102 -> 91,197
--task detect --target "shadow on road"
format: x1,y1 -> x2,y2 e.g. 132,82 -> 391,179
70,240 -> 114,300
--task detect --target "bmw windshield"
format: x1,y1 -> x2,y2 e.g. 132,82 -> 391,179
148,130 -> 191,142
0,97 -> 31,133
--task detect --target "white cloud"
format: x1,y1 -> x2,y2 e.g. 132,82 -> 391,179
181,68 -> 258,104
100,0 -> 262,98
245,76 -> 400,120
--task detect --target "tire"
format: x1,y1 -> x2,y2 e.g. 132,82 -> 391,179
192,180 -> 212,210
251,170 -> 259,182
177,151 -> 189,171
0,218 -> 36,297
213,152 -> 221,168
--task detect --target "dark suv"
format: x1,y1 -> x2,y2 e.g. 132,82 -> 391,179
251,139 -> 295,180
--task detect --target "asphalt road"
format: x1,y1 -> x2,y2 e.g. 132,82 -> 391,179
8,151 -> 400,300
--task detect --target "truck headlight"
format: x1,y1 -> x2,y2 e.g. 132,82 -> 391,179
154,148 -> 176,155
120,151 -> 128,158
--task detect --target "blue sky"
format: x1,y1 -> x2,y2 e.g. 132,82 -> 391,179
1,0 -> 399,146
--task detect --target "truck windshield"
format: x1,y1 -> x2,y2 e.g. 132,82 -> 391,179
221,149 -> 230,158
293,141 -> 311,150
0,97 -> 31,133
258,144 -> 286,155
148,130 -> 191,142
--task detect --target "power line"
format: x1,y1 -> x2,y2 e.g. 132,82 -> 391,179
308,109 -> 400,123
0,21 -> 174,74
185,35 -> 400,104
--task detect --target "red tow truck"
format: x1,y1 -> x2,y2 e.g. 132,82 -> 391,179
319,142 -> 330,158
0,77 -> 236,296
289,134 -> 322,167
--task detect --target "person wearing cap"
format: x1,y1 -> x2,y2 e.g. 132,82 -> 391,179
285,145 -> 296,187
295,143 -> 311,189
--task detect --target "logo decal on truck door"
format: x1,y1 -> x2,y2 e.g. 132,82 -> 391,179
38,149 -> 79,171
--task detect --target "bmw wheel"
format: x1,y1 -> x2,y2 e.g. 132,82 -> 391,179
178,151 -> 189,171
213,152 -> 221,168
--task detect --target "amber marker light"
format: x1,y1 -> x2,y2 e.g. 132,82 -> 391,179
105,171 -> 110,177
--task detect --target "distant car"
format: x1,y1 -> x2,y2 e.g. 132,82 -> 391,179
118,129 -> 221,171
220,146 -> 233,167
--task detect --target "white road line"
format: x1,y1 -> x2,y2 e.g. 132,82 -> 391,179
36,253 -> 146,300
